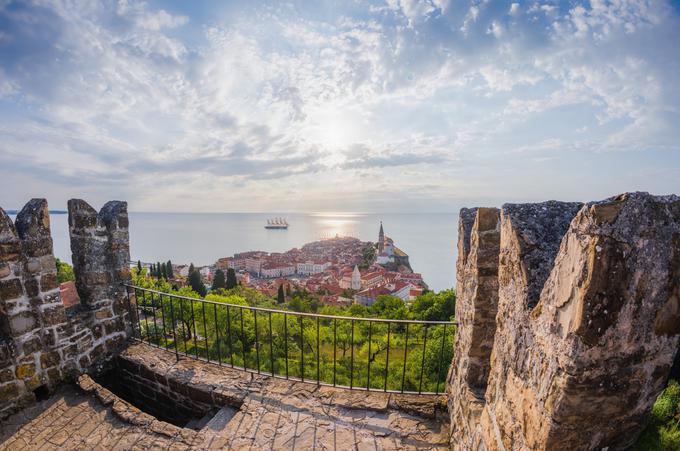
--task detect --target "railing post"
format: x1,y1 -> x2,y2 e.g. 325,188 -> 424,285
269,311 -> 274,376
254,310 -> 260,374
401,323 -> 409,393
168,294 -> 180,362
384,322 -> 391,392
436,324 -> 446,394
214,304 -> 222,365
367,322 -> 372,391
350,319 -> 355,389
316,316 -> 320,385
202,302 -> 209,362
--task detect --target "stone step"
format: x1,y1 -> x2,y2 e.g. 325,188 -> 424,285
185,411 -> 215,431
200,406 -> 238,435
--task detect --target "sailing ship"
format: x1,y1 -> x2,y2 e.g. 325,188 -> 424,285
265,218 -> 289,230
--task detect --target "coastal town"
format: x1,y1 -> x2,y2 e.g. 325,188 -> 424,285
151,222 -> 428,307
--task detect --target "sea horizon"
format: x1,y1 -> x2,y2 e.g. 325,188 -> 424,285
9,211 -> 459,292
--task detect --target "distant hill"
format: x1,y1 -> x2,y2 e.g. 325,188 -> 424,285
5,210 -> 67,215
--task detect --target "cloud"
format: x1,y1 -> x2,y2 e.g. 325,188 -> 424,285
0,0 -> 678,212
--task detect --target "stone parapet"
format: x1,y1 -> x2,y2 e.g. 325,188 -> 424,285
448,192 -> 680,450
0,198 -> 132,419
447,207 -> 500,450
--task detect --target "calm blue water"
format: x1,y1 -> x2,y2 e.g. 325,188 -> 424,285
13,212 -> 459,292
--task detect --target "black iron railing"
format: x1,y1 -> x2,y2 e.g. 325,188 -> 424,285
124,284 -> 455,395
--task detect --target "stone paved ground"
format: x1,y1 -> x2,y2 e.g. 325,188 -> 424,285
0,342 -> 451,450
0,385 -> 180,451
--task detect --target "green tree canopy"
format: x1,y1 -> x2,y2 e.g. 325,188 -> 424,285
55,258 -> 75,283
226,268 -> 238,289
213,269 -> 226,291
371,295 -> 408,320
410,289 -> 456,321
166,260 -> 173,278
277,284 -> 285,304
188,268 -> 207,297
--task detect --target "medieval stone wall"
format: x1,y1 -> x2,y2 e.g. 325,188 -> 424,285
0,198 -> 131,419
448,192 -> 680,450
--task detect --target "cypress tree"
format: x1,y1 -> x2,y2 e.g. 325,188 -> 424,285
166,260 -> 173,278
157,261 -> 162,278
137,260 -> 142,273
277,284 -> 285,304
162,262 -> 169,279
189,263 -> 195,276
226,268 -> 237,289
188,270 -> 207,297
212,269 -> 226,291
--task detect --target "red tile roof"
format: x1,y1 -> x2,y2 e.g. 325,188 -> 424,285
59,281 -> 80,308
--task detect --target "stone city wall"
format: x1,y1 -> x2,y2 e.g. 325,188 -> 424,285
0,198 -> 132,419
448,192 -> 680,450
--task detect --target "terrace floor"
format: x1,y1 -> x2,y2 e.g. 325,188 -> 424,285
0,385 -> 180,450
0,342 -> 451,450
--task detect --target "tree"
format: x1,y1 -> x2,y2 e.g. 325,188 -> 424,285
166,260 -> 173,278
55,258 -> 75,283
277,284 -> 285,304
137,260 -> 142,273
189,263 -> 195,276
188,267 -> 207,297
161,262 -> 168,279
212,269 -> 226,291
226,268 -> 237,289
410,289 -> 456,321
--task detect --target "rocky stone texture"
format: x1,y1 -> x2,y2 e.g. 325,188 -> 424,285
0,198 -> 131,420
446,207 -> 500,449
65,199 -> 132,371
448,192 -> 680,450
0,200 -> 68,418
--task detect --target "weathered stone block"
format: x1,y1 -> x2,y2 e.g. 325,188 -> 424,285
25,259 -> 41,274
0,278 -> 23,301
0,382 -> 19,402
0,262 -> 11,278
9,311 -> 37,336
40,350 -> 60,369
39,273 -> 58,292
94,308 -> 112,320
39,255 -> 56,272
23,278 -> 39,297
19,336 -> 41,355
42,305 -> 66,326
0,368 -> 14,383
15,362 -> 36,379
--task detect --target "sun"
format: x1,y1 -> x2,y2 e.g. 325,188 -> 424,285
305,104 -> 365,150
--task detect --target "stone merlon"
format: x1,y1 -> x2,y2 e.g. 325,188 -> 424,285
449,192 -> 680,450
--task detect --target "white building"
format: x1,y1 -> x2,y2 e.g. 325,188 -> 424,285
351,265 -> 361,291
261,264 -> 296,278
245,258 -> 262,276
385,281 -> 412,301
296,261 -> 331,275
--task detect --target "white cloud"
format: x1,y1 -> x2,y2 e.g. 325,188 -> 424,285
0,0 -> 678,211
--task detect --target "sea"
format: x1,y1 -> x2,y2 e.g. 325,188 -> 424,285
10,212 -> 459,292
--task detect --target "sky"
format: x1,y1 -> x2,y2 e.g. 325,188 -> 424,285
1,0 -> 679,213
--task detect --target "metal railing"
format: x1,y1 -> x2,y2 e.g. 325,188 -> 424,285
124,284 -> 455,395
